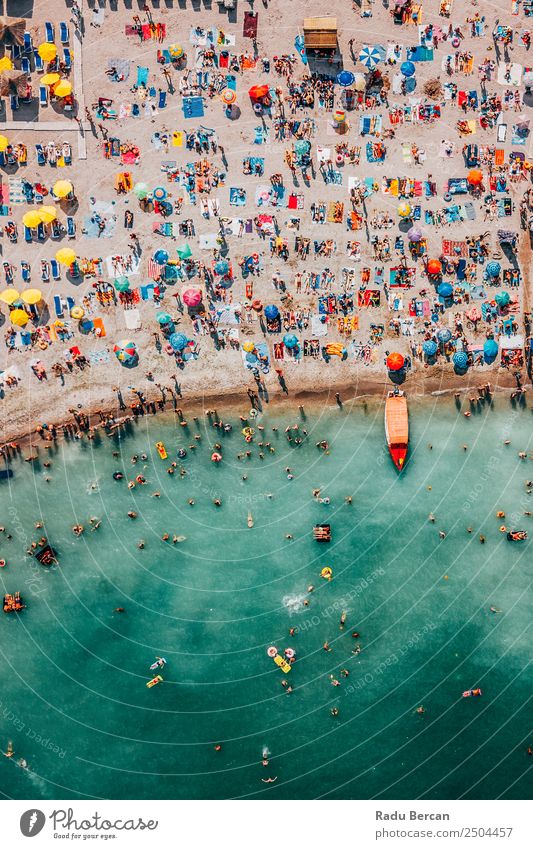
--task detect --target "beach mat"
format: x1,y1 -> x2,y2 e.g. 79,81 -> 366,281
243,12 -> 258,38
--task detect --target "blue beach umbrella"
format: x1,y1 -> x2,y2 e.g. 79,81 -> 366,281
401,61 -> 416,77
214,259 -> 230,275
264,304 -> 279,320
359,45 -> 382,69
404,77 -> 416,93
483,339 -> 499,362
245,352 -> 258,364
153,186 -> 168,201
486,261 -> 501,277
169,332 -> 188,351
495,291 -> 510,307
336,70 -> 355,87
453,351 -> 469,370
283,333 -> 298,349
437,327 -> 452,343
423,340 -> 438,356
154,249 -> 169,265
438,282 -> 453,298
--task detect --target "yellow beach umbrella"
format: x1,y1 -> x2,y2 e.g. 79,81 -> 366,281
37,42 -> 57,62
39,205 -> 57,223
10,308 -> 29,326
56,247 -> 76,266
22,210 -> 42,228
21,289 -> 42,305
53,179 -> 73,198
70,306 -> 84,320
0,135 -> 9,152
0,57 -> 13,72
41,72 -> 60,86
54,79 -> 72,98
0,288 -> 20,304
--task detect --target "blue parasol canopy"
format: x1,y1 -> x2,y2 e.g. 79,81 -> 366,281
169,332 -> 188,351
264,304 -> 279,319
359,45 -> 382,69
437,328 -> 452,343
438,282 -> 453,298
154,249 -> 169,264
486,261 -> 501,277
336,70 -> 355,87
401,61 -> 416,77
214,259 -> 230,275
453,351 -> 469,369
483,339 -> 499,361
283,333 -> 298,349
423,340 -> 438,356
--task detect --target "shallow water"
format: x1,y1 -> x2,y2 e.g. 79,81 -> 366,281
0,395 -> 531,800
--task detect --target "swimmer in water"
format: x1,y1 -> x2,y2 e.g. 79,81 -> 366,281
261,777 -> 277,783
128,511 -> 137,519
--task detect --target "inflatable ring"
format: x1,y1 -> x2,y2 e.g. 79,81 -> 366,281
177,448 -> 187,459
321,567 -> 333,579
252,299 -> 263,311
284,648 -> 295,659
242,427 -> 255,437
113,471 -> 124,480
444,192 -> 452,202
38,341 -> 48,350
249,409 -> 258,418
211,452 -> 222,463
500,525 -> 507,532
267,646 -> 278,657
0,560 -> 5,568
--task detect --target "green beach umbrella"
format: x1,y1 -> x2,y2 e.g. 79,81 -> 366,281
113,276 -> 130,292
176,243 -> 192,260
156,311 -> 173,325
133,182 -> 148,199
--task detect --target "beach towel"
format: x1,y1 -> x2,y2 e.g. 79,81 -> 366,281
225,74 -> 237,90
243,12 -> 258,38
182,96 -> 204,119
137,66 -> 149,86
124,308 -> 141,330
88,349 -> 110,365
8,177 -> 24,204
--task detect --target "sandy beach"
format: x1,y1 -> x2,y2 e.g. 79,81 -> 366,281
0,0 -> 532,448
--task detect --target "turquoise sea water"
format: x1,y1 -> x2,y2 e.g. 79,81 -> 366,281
0,395 -> 531,800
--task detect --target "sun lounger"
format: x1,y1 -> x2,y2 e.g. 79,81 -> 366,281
10,95 -> 19,111
63,48 -> 71,71
24,226 -> 32,243
36,222 -> 45,241
66,216 -> 76,238
51,221 -> 62,239
53,295 -> 64,317
34,50 -> 44,72
158,90 -> 167,109
39,86 -> 48,107
45,22 -> 54,43
60,22 -> 69,43
51,259 -> 60,280
10,44 -> 21,61
21,57 -> 30,75
23,32 -> 32,54
21,263 -> 30,282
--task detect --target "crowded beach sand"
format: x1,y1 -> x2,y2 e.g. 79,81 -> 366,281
0,0 -> 532,448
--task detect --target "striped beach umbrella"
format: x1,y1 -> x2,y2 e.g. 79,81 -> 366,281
359,45 -> 382,69
220,88 -> 237,105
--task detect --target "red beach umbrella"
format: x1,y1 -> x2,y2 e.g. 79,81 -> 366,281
427,258 -> 442,275
386,352 -> 405,371
248,84 -> 270,100
467,169 -> 483,185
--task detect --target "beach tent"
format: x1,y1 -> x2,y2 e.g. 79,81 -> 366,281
303,17 -> 337,51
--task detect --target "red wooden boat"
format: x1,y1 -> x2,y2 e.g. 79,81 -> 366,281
385,389 -> 408,471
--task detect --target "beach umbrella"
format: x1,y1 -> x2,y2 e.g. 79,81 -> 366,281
214,259 -> 230,275
70,306 -> 84,320
156,311 -> 173,325
0,17 -> 26,47
153,186 -> 167,201
0,69 -> 29,97
21,288 -> 42,305
294,139 -> 311,156
10,308 -> 28,326
22,210 -> 42,228
438,282 -> 453,298
352,72 -> 366,91
453,351 -> 469,370
336,70 -> 355,87
182,288 -> 202,307
283,333 -> 298,349
245,352 -> 258,364
113,340 -> 137,364
248,84 -> 270,100
524,70 -> 533,88
39,205 -> 57,223
423,340 -> 438,356
467,168 -> 483,186
41,72 -> 60,86
427,258 -> 442,275
0,134 -> 8,153
333,109 -> 346,123
55,247 -> 76,266
486,261 -> 501,277
437,327 -> 452,343
515,114 -> 530,131
220,88 -> 237,105
133,182 -> 148,199
359,45 -> 381,69
397,201 -> 411,218
37,42 -> 57,62
407,225 -> 423,242
153,249 -> 169,264
0,57 -> 13,72
218,276 -> 233,289
242,341 -> 256,353
53,179 -> 73,198
264,304 -> 279,320
483,339 -> 499,361
176,243 -> 192,260
386,352 -> 405,371
112,276 -> 130,293
54,79 -> 72,98
0,288 -> 19,304
169,43 -> 183,58
400,61 -> 415,77
495,291 -> 510,308
168,332 -> 188,351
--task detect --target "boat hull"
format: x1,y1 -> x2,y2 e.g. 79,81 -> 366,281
385,392 -> 409,472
